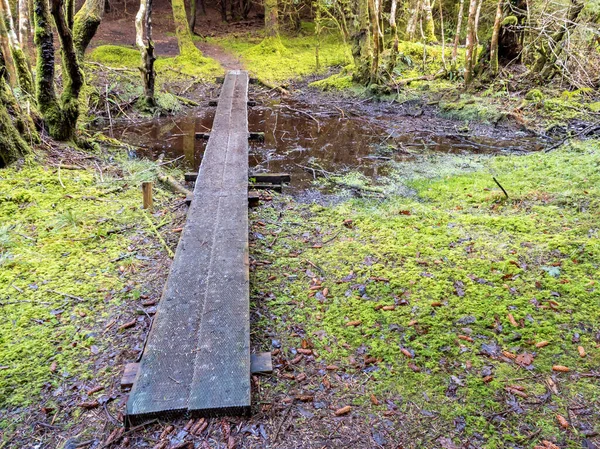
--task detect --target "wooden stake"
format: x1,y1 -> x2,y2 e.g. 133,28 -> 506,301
142,181 -> 153,210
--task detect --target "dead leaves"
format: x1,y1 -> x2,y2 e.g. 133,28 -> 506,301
515,352 -> 534,367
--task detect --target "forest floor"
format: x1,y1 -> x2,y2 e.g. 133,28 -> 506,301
1,7 -> 600,449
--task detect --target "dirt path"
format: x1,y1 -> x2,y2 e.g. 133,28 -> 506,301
92,5 -> 248,70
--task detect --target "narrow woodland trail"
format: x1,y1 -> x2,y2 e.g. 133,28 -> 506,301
92,5 -> 245,70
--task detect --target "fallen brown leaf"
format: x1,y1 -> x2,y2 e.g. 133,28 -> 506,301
334,405 -> 352,416
556,414 -> 570,429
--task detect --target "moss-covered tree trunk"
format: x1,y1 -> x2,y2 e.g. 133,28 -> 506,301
0,52 -> 31,166
488,0 -> 504,75
367,0 -> 380,80
136,0 -> 155,108
72,0 -> 105,60
463,0 -> 478,85
33,0 -> 83,140
264,0 -> 278,37
0,0 -> 34,94
351,0 -> 372,83
405,0 -> 421,41
388,0 -> 398,69
422,0 -> 436,42
171,0 -> 202,58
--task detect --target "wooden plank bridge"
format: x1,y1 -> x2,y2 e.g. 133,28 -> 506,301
126,71 -> 251,425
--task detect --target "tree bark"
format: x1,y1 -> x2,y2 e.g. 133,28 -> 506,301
451,0 -> 465,66
0,52 -> 31,166
405,0 -> 421,41
463,0 -> 478,85
264,0 -> 278,37
422,0 -> 436,42
136,0 -> 155,108
489,0 -> 503,75
389,0 -> 398,68
367,0 -> 380,80
72,0 -> 105,60
171,0 -> 202,57
0,0 -> 33,94
351,0 -> 372,83
33,0 -> 83,140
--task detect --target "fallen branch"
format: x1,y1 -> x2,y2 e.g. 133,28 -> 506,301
493,176 -> 509,199
142,211 -> 175,258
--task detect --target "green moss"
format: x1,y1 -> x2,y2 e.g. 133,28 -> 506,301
89,45 -> 223,80
88,45 -> 140,68
309,70 -> 361,92
0,157 -> 177,408
215,31 -> 350,82
440,95 -> 506,123
525,88 -> 544,102
250,140 -> 600,446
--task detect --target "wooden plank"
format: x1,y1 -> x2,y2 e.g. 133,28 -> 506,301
126,71 -> 251,425
249,173 -> 291,184
195,132 -> 211,140
186,172 -> 290,184
121,363 -> 140,391
249,183 -> 283,192
248,132 -> 265,142
250,352 -> 273,374
142,182 -> 153,210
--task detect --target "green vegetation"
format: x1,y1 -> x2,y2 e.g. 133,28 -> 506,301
250,140 -> 600,447
215,30 -> 350,82
88,44 -> 223,79
0,156 -> 177,409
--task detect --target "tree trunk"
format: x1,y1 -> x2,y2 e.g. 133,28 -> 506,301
367,0 -> 380,80
451,0 -> 464,66
171,0 -> 202,57
1,0 -> 33,94
264,0 -> 278,37
72,0 -> 105,60
489,0 -> 503,75
463,0 -> 477,85
33,0 -> 83,140
189,0 -> 196,32
530,0 -> 584,79
405,0 -> 421,41
0,52 -> 31,166
422,0 -> 436,42
389,0 -> 398,68
136,0 -> 155,108
351,0 -> 372,83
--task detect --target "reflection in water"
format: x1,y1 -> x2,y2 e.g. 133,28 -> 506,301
101,98 -> 544,189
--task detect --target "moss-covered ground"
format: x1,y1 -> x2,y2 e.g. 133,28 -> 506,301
0,151 -> 181,436
249,140 -> 600,448
214,27 -> 350,83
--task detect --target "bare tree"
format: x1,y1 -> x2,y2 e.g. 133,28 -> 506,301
463,0 -> 478,85
451,0 -> 465,66
136,0 -> 155,108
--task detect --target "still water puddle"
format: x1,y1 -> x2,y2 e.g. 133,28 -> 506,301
102,98 -> 544,190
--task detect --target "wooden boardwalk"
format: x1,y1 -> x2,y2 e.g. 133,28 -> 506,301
126,71 -> 251,425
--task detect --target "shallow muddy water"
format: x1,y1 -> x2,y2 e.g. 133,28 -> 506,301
102,97 -> 545,190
